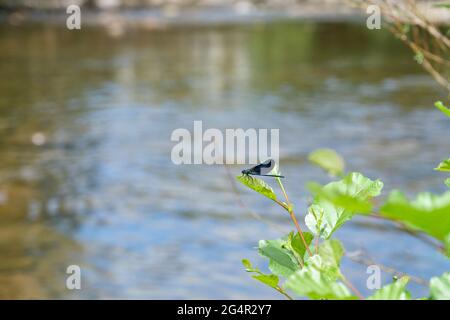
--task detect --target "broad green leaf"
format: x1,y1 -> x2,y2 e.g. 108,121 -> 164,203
252,274 -> 279,289
430,272 -> 450,300
435,101 -> 450,117
435,159 -> 450,172
368,277 -> 411,300
237,174 -> 277,201
306,172 -> 384,238
258,238 -> 299,278
284,255 -> 355,300
380,190 -> 450,241
308,148 -> 345,177
285,231 -> 314,264
307,181 -> 374,213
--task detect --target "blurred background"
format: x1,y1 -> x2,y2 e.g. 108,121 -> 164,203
0,0 -> 449,299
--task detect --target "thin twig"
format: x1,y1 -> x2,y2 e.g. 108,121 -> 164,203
345,251 -> 428,286
276,286 -> 293,300
341,275 -> 365,300
276,177 -> 314,257
347,0 -> 450,92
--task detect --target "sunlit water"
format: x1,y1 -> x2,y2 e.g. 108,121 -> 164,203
0,22 -> 448,299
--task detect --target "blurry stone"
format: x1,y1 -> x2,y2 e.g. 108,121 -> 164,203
31,132 -> 46,146
163,4 -> 180,18
95,0 -> 121,9
99,13 -> 126,37
28,201 -> 41,220
7,12 -> 26,26
234,1 -> 253,15
0,190 -> 8,205
20,167 -> 40,181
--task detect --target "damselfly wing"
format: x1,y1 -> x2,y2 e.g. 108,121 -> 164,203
241,159 -> 284,178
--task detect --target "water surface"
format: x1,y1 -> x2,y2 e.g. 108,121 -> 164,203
0,22 -> 448,299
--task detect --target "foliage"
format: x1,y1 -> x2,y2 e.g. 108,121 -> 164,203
285,254 -> 355,300
367,277 -> 411,300
430,272 -> 450,300
308,148 -> 345,177
380,191 -> 450,243
237,101 -> 449,299
435,159 -> 450,172
306,173 -> 383,239
237,174 -> 278,201
258,237 -> 301,278
242,259 -> 280,289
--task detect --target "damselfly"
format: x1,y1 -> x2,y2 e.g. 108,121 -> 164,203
241,159 -> 284,178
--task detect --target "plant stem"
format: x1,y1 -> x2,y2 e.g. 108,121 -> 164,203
277,177 -> 291,205
341,275 -> 365,300
276,177 -> 313,257
276,287 -> 293,300
272,198 -> 289,211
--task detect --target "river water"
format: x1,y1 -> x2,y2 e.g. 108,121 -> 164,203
0,21 -> 448,299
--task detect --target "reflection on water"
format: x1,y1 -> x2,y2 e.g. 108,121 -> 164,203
0,22 -> 448,299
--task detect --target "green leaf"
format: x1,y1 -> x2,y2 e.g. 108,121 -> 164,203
258,238 -> 299,278
237,174 -> 277,201
380,190 -> 450,241
430,272 -> 450,300
285,231 -> 314,263
435,101 -> 450,117
242,259 -> 254,271
242,259 -> 280,290
446,178 -> 450,188
435,159 -> 450,172
318,239 -> 345,271
306,172 -> 384,238
307,181 -> 374,213
284,255 -> 355,300
308,148 -> 345,177
252,274 -> 279,289
368,277 -> 411,300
